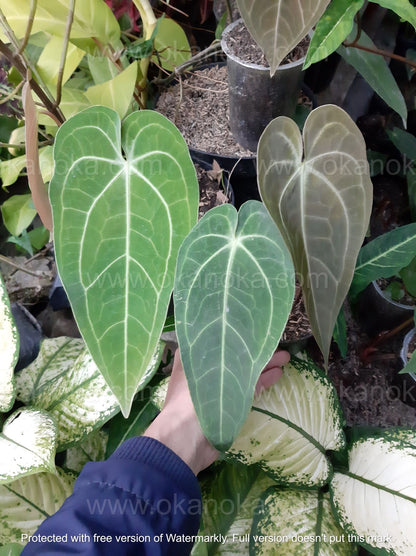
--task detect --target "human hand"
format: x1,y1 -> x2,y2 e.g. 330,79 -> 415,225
144,348 -> 290,475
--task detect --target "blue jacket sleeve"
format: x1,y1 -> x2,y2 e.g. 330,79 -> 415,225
21,436 -> 202,555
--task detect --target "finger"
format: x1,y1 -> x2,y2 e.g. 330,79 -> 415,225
255,366 -> 283,395
264,350 -> 290,372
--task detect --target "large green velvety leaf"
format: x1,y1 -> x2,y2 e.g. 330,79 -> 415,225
303,0 -> 364,70
85,62 -> 138,119
174,201 -> 295,451
251,488 -> 355,555
0,274 -> 18,412
236,0 -> 330,75
331,432 -> 416,555
370,0 -> 416,30
258,105 -> 372,366
350,223 -> 416,299
338,27 -> 407,123
0,408 -> 56,484
227,357 -> 346,488
15,338 -> 164,450
0,468 -> 75,545
50,106 -> 198,417
0,0 -> 120,47
191,464 -> 274,555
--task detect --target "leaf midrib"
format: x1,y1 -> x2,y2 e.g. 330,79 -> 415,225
252,406 -> 326,455
340,470 -> 416,504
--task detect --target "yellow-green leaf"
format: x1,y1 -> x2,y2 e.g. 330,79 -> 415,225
152,17 -> 191,71
36,36 -> 84,92
85,61 -> 138,118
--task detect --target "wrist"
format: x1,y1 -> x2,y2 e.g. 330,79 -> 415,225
144,407 -> 218,475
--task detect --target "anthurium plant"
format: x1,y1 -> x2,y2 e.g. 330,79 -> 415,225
1,99 -> 416,554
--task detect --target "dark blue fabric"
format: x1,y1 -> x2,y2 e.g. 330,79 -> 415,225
21,437 -> 202,555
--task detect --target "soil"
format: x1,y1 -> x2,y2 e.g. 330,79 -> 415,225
196,162 -> 230,218
326,303 -> 416,427
280,284 -> 311,343
156,64 -> 311,158
225,20 -> 310,67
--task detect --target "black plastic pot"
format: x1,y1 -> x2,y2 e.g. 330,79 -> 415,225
221,19 -> 306,151
355,280 -> 415,335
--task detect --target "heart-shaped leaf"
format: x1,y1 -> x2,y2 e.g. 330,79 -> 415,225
258,105 -> 372,365
236,0 -> 330,75
0,468 -> 75,546
331,432 -> 416,554
0,408 -> 56,484
50,106 -> 198,417
251,488 -> 355,555
0,274 -> 19,412
16,337 -> 164,450
174,201 -> 295,451
227,356 -> 346,487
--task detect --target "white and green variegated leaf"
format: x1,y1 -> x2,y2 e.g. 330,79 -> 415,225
50,106 -> 198,417
258,105 -> 373,366
350,223 -> 416,299
16,338 -> 165,450
251,488 -> 356,555
0,468 -> 75,545
338,27 -> 407,123
0,0 -> 120,48
191,463 -> 274,555
149,376 -> 169,411
0,274 -> 18,412
331,432 -> 416,555
227,357 -> 346,487
235,0 -> 330,75
65,430 -> 108,473
0,408 -> 56,484
174,201 -> 295,451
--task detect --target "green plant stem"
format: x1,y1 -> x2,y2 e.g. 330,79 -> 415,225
0,139 -> 52,149
0,254 -> 43,277
17,0 -> 37,55
54,0 -> 75,108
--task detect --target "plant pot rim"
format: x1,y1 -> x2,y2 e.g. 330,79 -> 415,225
400,327 -> 416,376
373,279 -> 415,311
221,18 -> 308,72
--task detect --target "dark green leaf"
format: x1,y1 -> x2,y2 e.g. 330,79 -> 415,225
334,306 -> 348,358
400,256 -> 416,297
408,170 -> 416,221
303,0 -> 364,70
400,350 -> 416,374
369,0 -> 416,30
350,223 -> 416,298
387,127 -> 416,161
367,149 -> 387,177
338,27 -> 407,123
